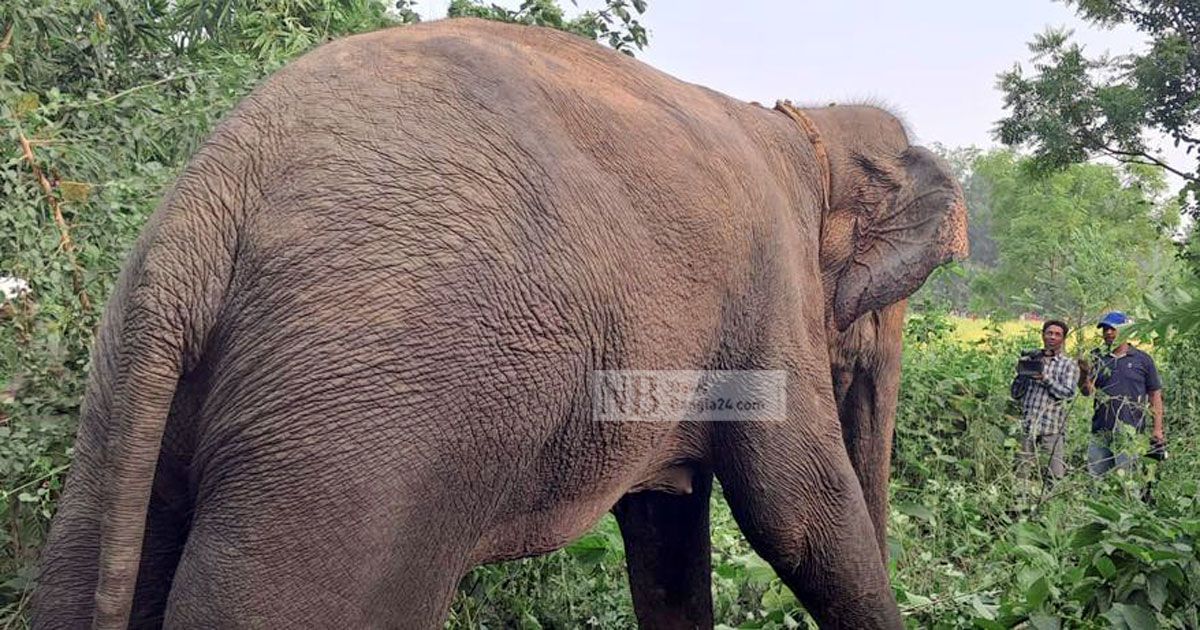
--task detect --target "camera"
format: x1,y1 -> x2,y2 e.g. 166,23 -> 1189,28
1016,349 -> 1045,377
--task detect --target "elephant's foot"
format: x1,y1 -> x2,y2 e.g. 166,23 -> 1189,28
613,467 -> 714,630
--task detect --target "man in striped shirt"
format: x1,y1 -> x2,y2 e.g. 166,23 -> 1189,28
1014,319 -> 1080,481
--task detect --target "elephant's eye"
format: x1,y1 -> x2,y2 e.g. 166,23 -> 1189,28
849,154 -> 900,219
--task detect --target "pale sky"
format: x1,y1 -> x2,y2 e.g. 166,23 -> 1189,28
412,1 -> 1185,185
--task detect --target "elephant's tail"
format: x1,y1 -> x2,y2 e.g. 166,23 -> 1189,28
85,167 -> 240,629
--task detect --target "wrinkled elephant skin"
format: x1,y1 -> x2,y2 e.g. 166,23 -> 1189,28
33,18 -> 966,630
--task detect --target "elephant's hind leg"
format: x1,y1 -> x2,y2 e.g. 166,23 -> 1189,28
128,463 -> 193,629
613,470 -> 714,630
162,487 -> 476,628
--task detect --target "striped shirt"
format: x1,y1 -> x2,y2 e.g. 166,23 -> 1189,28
1020,352 -> 1079,436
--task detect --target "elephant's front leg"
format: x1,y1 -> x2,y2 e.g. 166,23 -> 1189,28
613,470 -> 714,630
715,396 -> 901,629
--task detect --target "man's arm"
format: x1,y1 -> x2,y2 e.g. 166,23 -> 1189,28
1149,389 -> 1164,441
1043,359 -> 1078,400
1079,357 -> 1095,395
1146,354 -> 1164,441
1010,373 -> 1030,400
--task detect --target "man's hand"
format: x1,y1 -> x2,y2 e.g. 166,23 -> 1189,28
1031,372 -> 1044,381
1077,357 -> 1091,375
1149,434 -> 1168,461
1153,427 -> 1165,442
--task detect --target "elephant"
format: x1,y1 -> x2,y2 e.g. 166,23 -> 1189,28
32,18 -> 966,630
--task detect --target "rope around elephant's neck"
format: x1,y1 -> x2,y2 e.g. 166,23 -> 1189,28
774,100 -> 831,214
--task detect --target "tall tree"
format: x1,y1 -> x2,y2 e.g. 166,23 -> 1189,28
995,0 -> 1199,215
447,0 -> 647,55
171,0 -> 404,59
968,149 -> 1179,330
912,146 -> 996,311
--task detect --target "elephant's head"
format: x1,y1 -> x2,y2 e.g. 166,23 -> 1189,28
781,105 -> 967,561
795,105 -> 967,331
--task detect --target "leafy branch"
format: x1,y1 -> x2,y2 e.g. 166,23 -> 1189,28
14,128 -> 92,313
996,2 -> 1200,214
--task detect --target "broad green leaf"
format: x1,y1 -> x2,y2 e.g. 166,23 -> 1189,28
896,502 -> 935,522
970,596 -> 997,620
1148,571 -> 1168,610
1017,566 -> 1044,590
1112,603 -> 1158,630
1029,614 -> 1060,630
1014,522 -> 1051,547
564,533 -> 610,566
761,584 -> 799,611
903,592 -> 932,606
1086,500 -> 1123,523
1094,555 -> 1117,579
1102,607 -> 1129,629
1161,564 -> 1187,587
519,611 -> 543,630
1064,567 -> 1085,583
1026,576 -> 1050,610
1068,577 -> 1100,604
1112,541 -> 1153,563
714,561 -> 742,580
735,553 -> 777,586
1146,549 -> 1182,562
1015,545 -> 1057,567
1069,522 -> 1106,548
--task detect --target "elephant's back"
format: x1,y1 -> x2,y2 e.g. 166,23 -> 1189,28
218,16 -> 781,252
212,16 -> 790,353
176,18 -> 789,546
195,16 -> 780,390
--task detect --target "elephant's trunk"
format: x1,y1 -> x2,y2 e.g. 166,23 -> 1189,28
830,300 -> 906,562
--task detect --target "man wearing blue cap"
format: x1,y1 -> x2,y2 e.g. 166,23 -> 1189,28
1081,311 -> 1166,476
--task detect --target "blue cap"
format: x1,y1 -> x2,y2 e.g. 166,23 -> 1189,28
1097,311 -> 1132,329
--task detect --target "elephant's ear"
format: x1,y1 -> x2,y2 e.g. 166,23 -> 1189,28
826,146 -> 967,331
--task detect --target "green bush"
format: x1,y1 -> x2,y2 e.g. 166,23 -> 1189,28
883,319 -> 1200,629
